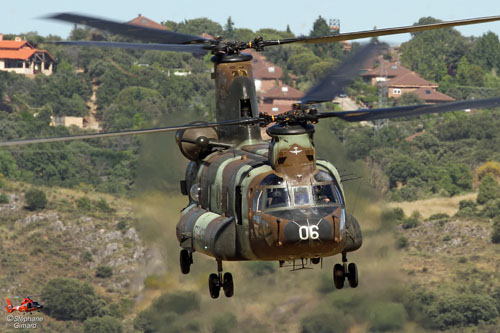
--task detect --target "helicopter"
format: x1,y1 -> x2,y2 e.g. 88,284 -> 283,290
1,13 -> 500,299
5,296 -> 43,314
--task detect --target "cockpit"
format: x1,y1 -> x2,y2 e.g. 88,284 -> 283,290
254,171 -> 344,213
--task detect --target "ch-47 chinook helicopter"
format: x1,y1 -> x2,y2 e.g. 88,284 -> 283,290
2,13 -> 500,298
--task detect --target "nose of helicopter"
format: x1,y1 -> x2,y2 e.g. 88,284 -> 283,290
283,217 -> 334,243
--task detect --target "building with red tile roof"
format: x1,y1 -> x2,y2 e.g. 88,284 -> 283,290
127,14 -> 169,30
362,58 -> 411,85
412,87 -> 455,104
0,35 -> 55,76
260,83 -> 304,105
386,72 -> 438,99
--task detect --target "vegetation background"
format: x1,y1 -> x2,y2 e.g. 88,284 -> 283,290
0,16 -> 499,332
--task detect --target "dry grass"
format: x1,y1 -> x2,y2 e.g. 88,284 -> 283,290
387,192 -> 477,219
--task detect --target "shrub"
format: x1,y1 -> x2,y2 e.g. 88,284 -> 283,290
116,220 -> 127,231
425,295 -> 499,329
427,213 -> 449,221
368,302 -> 408,332
25,188 -> 47,210
0,193 -> 8,204
95,198 -> 115,213
477,174 -> 500,204
133,291 -> 200,333
83,251 -> 93,262
41,278 -> 105,321
396,236 -> 409,249
212,312 -> 237,333
482,199 -> 500,218
392,207 -> 405,221
492,219 -> 500,244
442,235 -> 451,242
83,316 -> 123,333
402,217 -> 419,229
96,265 -> 113,278
76,196 -> 92,211
301,309 -> 350,333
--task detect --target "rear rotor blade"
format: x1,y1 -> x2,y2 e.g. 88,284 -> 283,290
317,97 -> 500,122
46,12 -> 211,44
0,118 -> 258,147
261,15 -> 500,47
300,42 -> 380,105
49,40 -> 210,54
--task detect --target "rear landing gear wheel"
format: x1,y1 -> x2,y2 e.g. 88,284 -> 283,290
347,263 -> 358,288
333,264 -> 345,289
179,249 -> 192,274
311,257 -> 321,265
208,273 -> 220,299
223,272 -> 234,298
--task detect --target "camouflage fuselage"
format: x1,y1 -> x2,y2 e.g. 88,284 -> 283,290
175,134 -> 362,261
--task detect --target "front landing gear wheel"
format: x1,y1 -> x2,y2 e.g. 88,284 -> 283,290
179,249 -> 191,274
333,264 -> 345,289
223,272 -> 234,298
347,263 -> 358,288
209,273 -> 220,299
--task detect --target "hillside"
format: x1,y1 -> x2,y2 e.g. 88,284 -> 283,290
1,178 -> 499,332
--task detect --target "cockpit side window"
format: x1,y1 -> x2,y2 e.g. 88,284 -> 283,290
313,184 -> 336,204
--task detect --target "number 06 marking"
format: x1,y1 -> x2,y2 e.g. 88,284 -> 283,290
299,225 -> 319,240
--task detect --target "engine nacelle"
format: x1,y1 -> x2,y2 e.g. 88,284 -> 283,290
175,123 -> 218,161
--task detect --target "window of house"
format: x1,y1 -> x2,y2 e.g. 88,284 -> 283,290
393,88 -> 401,94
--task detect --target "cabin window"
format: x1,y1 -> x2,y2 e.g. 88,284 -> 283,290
240,99 -> 252,118
313,184 -> 336,204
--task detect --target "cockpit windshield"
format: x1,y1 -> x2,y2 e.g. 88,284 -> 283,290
256,171 -> 342,212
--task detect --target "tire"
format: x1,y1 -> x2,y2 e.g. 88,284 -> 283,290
347,263 -> 358,288
180,250 -> 191,274
223,272 -> 234,298
209,273 -> 220,299
333,264 -> 345,289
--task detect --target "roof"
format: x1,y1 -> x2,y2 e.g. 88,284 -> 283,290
127,15 -> 169,30
253,60 -> 283,80
0,40 -> 30,50
387,71 -> 437,88
258,104 -> 290,115
260,83 -> 304,100
362,58 -> 411,78
200,32 -> 215,40
412,87 -> 455,103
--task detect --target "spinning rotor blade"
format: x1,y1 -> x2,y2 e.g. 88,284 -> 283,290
47,13 -> 211,44
49,40 -> 209,54
300,42 -> 379,105
317,97 -> 500,122
0,118 -> 258,147
262,15 -> 500,46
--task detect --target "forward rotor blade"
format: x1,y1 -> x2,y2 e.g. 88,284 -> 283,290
300,42 -> 379,105
262,15 -> 500,46
46,12 -> 211,44
317,97 -> 500,122
0,118 -> 258,147
49,40 -> 210,54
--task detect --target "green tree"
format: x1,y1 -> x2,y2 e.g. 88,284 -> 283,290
492,219 -> 500,243
400,17 -> 467,81
224,17 -> 235,39
25,188 -> 47,210
395,92 -> 424,106
0,149 -> 19,178
301,309 -> 350,333
177,18 -> 222,37
477,174 -> 500,204
42,278 -> 105,321
83,316 -> 123,333
456,56 -> 486,87
471,32 -> 500,71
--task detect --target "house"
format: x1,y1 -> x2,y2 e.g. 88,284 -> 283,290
386,72 -> 438,98
362,58 -> 411,85
127,14 -> 169,30
260,83 -> 304,106
0,35 -> 55,76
